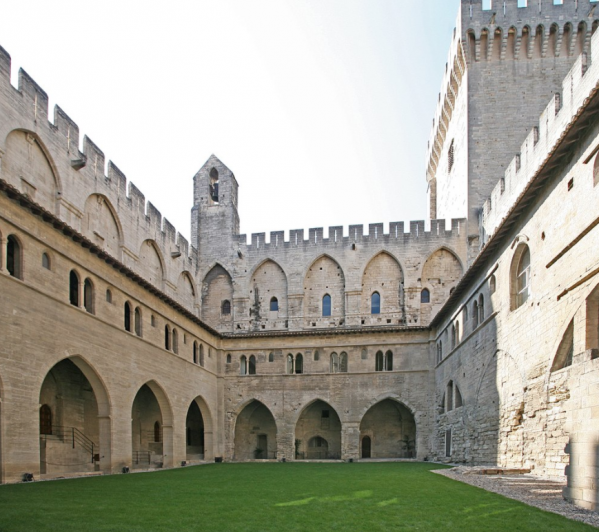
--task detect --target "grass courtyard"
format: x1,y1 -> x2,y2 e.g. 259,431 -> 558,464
0,462 -> 594,531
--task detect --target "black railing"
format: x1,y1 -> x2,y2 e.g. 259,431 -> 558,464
41,426 -> 97,463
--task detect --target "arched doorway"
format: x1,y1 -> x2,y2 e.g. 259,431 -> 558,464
359,399 -> 416,459
185,396 -> 214,462
361,436 -> 371,458
39,358 -> 109,476
233,400 -> 277,460
295,400 -> 341,459
131,383 -> 171,469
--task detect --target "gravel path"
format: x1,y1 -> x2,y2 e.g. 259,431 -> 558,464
433,466 -> 599,528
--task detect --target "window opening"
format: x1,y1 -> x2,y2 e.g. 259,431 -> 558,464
42,252 -> 50,270
200,344 -> 205,366
172,329 -> 179,354
125,302 -> 132,332
269,352 -> 274,362
516,246 -> 531,308
314,350 -> 320,361
421,288 -> 430,304
209,167 -> 219,203
193,342 -> 198,364
240,355 -> 247,375
375,350 -> 384,371
371,292 -> 381,314
154,421 -> 161,443
6,235 -> 21,279
295,353 -> 303,374
330,352 -> 339,373
84,279 -> 94,314
478,295 -> 485,323
40,404 -> 52,435
385,350 -> 393,371
134,307 -> 142,336
473,300 -> 479,328
165,325 -> 171,350
339,352 -> 348,373
287,354 -> 294,374
270,297 -> 279,312
322,294 -> 332,317
106,289 -> 112,303
249,355 -> 257,375
226,354 -> 231,364
69,270 -> 79,306
551,320 -> 575,371
222,300 -> 231,315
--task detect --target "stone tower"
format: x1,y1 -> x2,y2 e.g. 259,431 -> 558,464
191,154 -> 240,261
427,0 -> 596,255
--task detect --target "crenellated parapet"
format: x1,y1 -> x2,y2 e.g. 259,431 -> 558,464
482,25 -> 599,240
0,45 -> 201,315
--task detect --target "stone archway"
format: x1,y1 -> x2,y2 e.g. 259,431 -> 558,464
131,382 -> 173,469
295,400 -> 342,460
39,358 -> 111,476
185,396 -> 214,462
359,399 -> 416,459
233,400 -> 277,460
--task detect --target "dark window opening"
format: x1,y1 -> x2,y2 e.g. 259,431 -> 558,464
249,355 -> 257,375
222,300 -> 231,315
42,252 -> 50,270
69,270 -> 79,306
84,278 -> 94,314
135,307 -> 142,336
295,353 -> 303,374
421,288 -> 430,304
7,235 -> 21,279
371,292 -> 380,314
210,167 -> 219,203
125,302 -> 132,332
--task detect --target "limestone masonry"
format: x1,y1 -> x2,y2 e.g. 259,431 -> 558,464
2,0 -> 599,511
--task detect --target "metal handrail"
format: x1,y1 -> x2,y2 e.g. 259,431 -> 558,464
40,426 -> 97,463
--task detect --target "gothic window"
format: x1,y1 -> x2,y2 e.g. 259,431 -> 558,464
446,381 -> 454,411
84,279 -> 94,314
193,342 -> 198,364
106,289 -> 112,303
270,297 -> 279,312
154,421 -> 161,443
226,354 -> 231,364
40,404 -> 52,435
472,300 -> 479,328
125,302 -> 132,332
330,352 -> 339,373
322,294 -> 332,317
221,300 -> 231,315
512,244 -> 531,310
339,352 -> 348,373
295,353 -> 304,374
268,352 -> 274,362
200,344 -> 204,366
375,350 -> 384,372
69,270 -> 80,306
437,342 -> 443,364
421,289 -> 430,304
455,322 -> 460,345
6,235 -> 22,279
172,329 -> 179,354
209,167 -> 219,203
249,355 -> 257,375
164,325 -> 171,350
385,350 -> 393,371
42,252 -> 51,270
371,292 -> 381,314
314,350 -> 320,361
240,355 -> 247,375
451,324 -> 456,349
287,354 -> 294,374
134,307 -> 142,337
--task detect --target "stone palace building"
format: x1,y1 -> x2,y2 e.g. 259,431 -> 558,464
1,0 -> 599,511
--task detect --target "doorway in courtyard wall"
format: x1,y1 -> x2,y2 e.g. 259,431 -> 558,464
359,399 -> 416,459
185,396 -> 214,462
233,400 -> 277,460
39,358 -> 109,476
132,384 -> 166,469
295,400 -> 342,459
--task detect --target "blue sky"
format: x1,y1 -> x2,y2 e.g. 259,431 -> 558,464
1,1 -> 459,241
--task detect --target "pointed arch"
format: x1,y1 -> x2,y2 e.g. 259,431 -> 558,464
359,398 -> 417,459
83,194 -> 123,258
506,26 -> 517,60
186,395 -> 214,461
421,247 -> 463,312
303,255 -> 345,322
201,263 -> 234,330
249,259 -> 288,322
294,399 -> 342,460
361,251 -> 404,318
2,129 -> 61,211
139,240 -> 165,287
233,399 -> 278,460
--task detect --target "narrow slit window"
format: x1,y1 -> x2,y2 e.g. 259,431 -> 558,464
371,292 -> 381,314
322,294 -> 332,317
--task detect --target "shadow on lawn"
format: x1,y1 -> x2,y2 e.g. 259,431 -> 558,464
276,489 -> 373,507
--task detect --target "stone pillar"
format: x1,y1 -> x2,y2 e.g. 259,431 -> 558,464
342,422 -> 360,460
162,424 -> 174,468
97,415 -> 112,474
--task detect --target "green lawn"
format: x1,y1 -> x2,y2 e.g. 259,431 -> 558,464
0,462 -> 594,531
